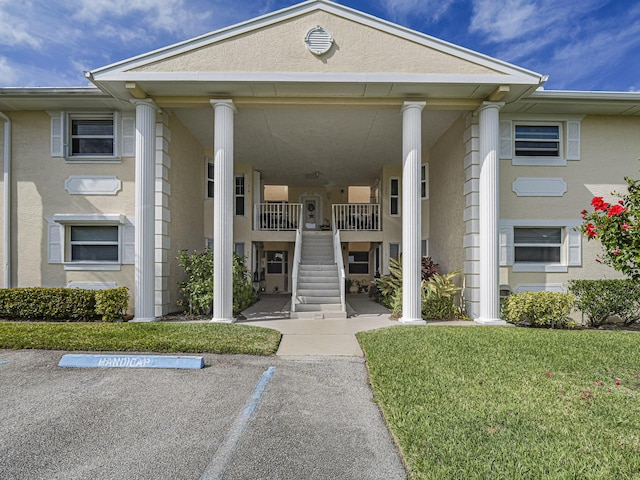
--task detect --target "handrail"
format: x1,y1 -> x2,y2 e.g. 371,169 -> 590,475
290,207 -> 304,312
333,227 -> 347,314
254,203 -> 302,231
331,203 -> 380,231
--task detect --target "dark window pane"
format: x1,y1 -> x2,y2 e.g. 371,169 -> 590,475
390,197 -> 398,215
207,181 -> 215,198
349,263 -> 369,274
390,244 -> 400,260
515,125 -> 559,140
267,263 -> 282,274
421,182 -> 426,198
71,226 -> 118,242
72,138 -> 114,155
72,120 -> 113,136
390,179 -> 399,196
514,228 -> 561,244
235,196 -> 245,215
515,246 -> 560,263
207,163 -> 214,180
349,251 -> 369,262
71,245 -> 118,261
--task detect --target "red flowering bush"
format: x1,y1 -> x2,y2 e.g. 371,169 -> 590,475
579,174 -> 640,280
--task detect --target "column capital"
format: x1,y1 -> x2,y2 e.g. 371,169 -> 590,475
210,99 -> 237,112
130,98 -> 160,112
475,101 -> 504,115
401,100 -> 426,113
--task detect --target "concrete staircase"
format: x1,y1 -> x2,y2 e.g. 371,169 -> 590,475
291,231 -> 346,319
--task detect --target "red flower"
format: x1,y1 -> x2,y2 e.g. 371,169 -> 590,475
622,223 -> 631,230
607,204 -> 626,217
546,371 -> 553,377
585,223 -> 597,238
581,209 -> 587,215
591,196 -> 610,211
613,249 -> 621,255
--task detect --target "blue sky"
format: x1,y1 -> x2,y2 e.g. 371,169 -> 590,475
1,0 -> 639,92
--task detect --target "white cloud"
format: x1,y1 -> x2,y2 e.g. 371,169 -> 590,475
0,56 -> 18,85
376,0 -> 457,23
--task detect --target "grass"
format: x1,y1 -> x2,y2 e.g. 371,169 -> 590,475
358,326 -> 640,479
0,321 -> 281,355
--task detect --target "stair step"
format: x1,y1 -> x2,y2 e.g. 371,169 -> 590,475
293,303 -> 343,312
297,289 -> 340,297
290,310 -> 348,319
298,282 -> 340,290
297,295 -> 342,304
298,263 -> 337,270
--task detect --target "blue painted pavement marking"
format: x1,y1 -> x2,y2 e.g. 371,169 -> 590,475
200,366 -> 276,480
58,354 -> 204,369
0,360 -> 8,365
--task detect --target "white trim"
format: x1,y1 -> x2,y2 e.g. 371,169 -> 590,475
52,214 -> 125,224
63,263 -> 121,271
513,283 -> 566,293
66,281 -> 118,290
512,264 -> 568,273
95,71 -> 541,85
64,176 -> 122,195
512,177 -> 567,197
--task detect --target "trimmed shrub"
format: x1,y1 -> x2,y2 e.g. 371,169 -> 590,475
177,249 -> 258,316
95,287 -> 129,322
569,279 -> 640,327
0,287 -> 129,322
502,291 -> 576,328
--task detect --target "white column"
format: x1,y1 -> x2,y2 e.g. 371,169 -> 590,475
399,101 -> 426,325
132,99 -> 159,322
211,100 -> 236,323
476,101 -> 506,324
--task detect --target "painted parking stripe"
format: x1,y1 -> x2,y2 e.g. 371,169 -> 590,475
200,366 -> 276,480
58,354 -> 204,369
0,360 -> 7,365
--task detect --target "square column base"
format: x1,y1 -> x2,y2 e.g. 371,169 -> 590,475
210,317 -> 236,323
399,317 -> 427,325
474,317 -> 508,325
131,316 -> 158,322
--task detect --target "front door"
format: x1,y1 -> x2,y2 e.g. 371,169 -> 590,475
303,197 -> 318,230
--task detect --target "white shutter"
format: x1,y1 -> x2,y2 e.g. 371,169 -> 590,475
122,221 -> 135,264
121,113 -> 135,157
50,112 -> 66,157
566,121 -> 580,160
567,228 -> 582,266
499,226 -> 513,266
47,220 -> 64,263
499,120 -> 512,159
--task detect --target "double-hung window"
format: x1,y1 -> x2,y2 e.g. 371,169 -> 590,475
49,111 -> 135,162
514,125 -> 560,158
499,220 -> 582,272
207,162 -> 215,198
500,116 -> 581,166
48,214 -> 134,271
513,227 -> 562,264
389,178 -> 399,216
235,176 -> 245,216
69,226 -> 119,262
70,116 -> 115,157
348,251 -> 369,274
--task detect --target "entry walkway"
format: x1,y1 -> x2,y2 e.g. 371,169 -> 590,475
240,294 -> 397,356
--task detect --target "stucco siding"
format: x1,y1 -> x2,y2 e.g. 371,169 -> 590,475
499,115 -> 640,289
11,111 -> 135,303
429,114 -> 466,274
132,11 -> 502,76
166,112 -> 205,312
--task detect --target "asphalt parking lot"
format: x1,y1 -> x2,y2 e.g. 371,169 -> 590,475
0,350 -> 406,480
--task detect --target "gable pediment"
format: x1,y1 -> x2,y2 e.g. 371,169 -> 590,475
129,10 -> 501,77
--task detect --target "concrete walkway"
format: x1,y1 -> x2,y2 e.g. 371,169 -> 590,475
240,294 -> 397,356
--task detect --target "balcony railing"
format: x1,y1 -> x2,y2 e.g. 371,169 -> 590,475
254,203 -> 302,231
332,203 -> 380,231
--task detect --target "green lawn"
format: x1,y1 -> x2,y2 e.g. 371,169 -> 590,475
358,326 -> 640,479
0,321 -> 281,355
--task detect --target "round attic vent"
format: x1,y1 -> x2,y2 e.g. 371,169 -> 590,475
305,25 -> 333,55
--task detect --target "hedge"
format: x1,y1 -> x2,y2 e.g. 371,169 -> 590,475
568,279 -> 640,327
502,291 -> 576,328
0,287 -> 129,322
